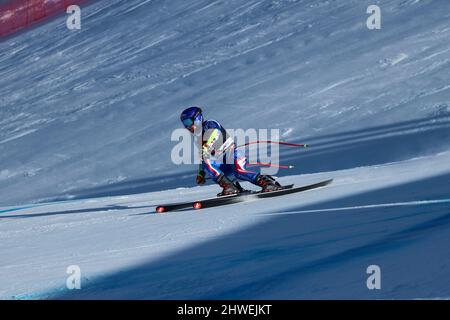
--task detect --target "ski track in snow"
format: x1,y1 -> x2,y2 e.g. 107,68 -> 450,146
261,199 -> 450,217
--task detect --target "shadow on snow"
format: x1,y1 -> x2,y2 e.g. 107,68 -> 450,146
0,205 -> 153,219
51,171 -> 450,299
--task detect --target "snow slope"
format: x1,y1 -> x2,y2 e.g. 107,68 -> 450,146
1,152 -> 450,299
0,0 -> 449,205
0,0 -> 450,299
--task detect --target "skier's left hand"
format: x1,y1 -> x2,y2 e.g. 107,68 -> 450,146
196,171 -> 206,185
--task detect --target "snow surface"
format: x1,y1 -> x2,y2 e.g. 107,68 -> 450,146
1,153 -> 450,299
0,0 -> 450,299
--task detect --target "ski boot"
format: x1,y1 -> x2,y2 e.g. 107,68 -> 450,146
256,174 -> 283,192
217,174 -> 241,197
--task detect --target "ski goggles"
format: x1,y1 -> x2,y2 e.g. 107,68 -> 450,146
182,110 -> 202,128
182,118 -> 195,128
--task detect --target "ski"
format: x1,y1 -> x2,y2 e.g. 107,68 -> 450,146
256,179 -> 333,198
155,188 -> 263,213
189,184 -> 295,211
154,179 -> 332,213
155,193 -> 241,213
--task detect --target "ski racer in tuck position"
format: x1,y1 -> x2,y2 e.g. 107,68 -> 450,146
180,106 -> 283,196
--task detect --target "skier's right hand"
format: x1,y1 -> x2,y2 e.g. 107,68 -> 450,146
196,171 -> 206,185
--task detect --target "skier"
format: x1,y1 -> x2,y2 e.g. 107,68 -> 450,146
180,106 -> 283,196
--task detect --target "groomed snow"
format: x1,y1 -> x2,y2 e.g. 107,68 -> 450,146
1,152 -> 450,299
0,0 -> 450,299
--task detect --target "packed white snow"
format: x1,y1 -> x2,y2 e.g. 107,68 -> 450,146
1,152 -> 450,299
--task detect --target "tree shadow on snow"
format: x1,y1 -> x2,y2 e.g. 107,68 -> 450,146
278,113 -> 450,174
50,172 -> 450,299
0,205 -> 153,220
45,169 -> 196,202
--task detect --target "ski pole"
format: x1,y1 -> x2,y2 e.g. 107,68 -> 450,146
203,161 -> 294,182
247,162 -> 294,169
236,140 -> 308,149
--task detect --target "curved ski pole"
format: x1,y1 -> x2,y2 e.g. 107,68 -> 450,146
236,140 -> 309,149
247,162 -> 294,169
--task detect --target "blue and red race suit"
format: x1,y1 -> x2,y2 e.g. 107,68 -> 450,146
198,119 -> 258,184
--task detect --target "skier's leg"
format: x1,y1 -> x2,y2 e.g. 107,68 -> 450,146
202,158 -> 223,182
231,149 -> 259,183
203,159 -> 240,196
232,149 -> 282,192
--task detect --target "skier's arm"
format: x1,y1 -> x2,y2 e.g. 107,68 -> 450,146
202,128 -> 220,157
201,120 -> 223,158
202,120 -> 234,156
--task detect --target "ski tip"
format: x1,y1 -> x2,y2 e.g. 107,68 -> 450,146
193,202 -> 202,210
156,206 -> 166,214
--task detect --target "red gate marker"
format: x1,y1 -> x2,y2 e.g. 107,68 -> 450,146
193,202 -> 202,210
156,206 -> 166,214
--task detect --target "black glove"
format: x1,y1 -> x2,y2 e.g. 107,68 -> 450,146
196,170 -> 206,185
